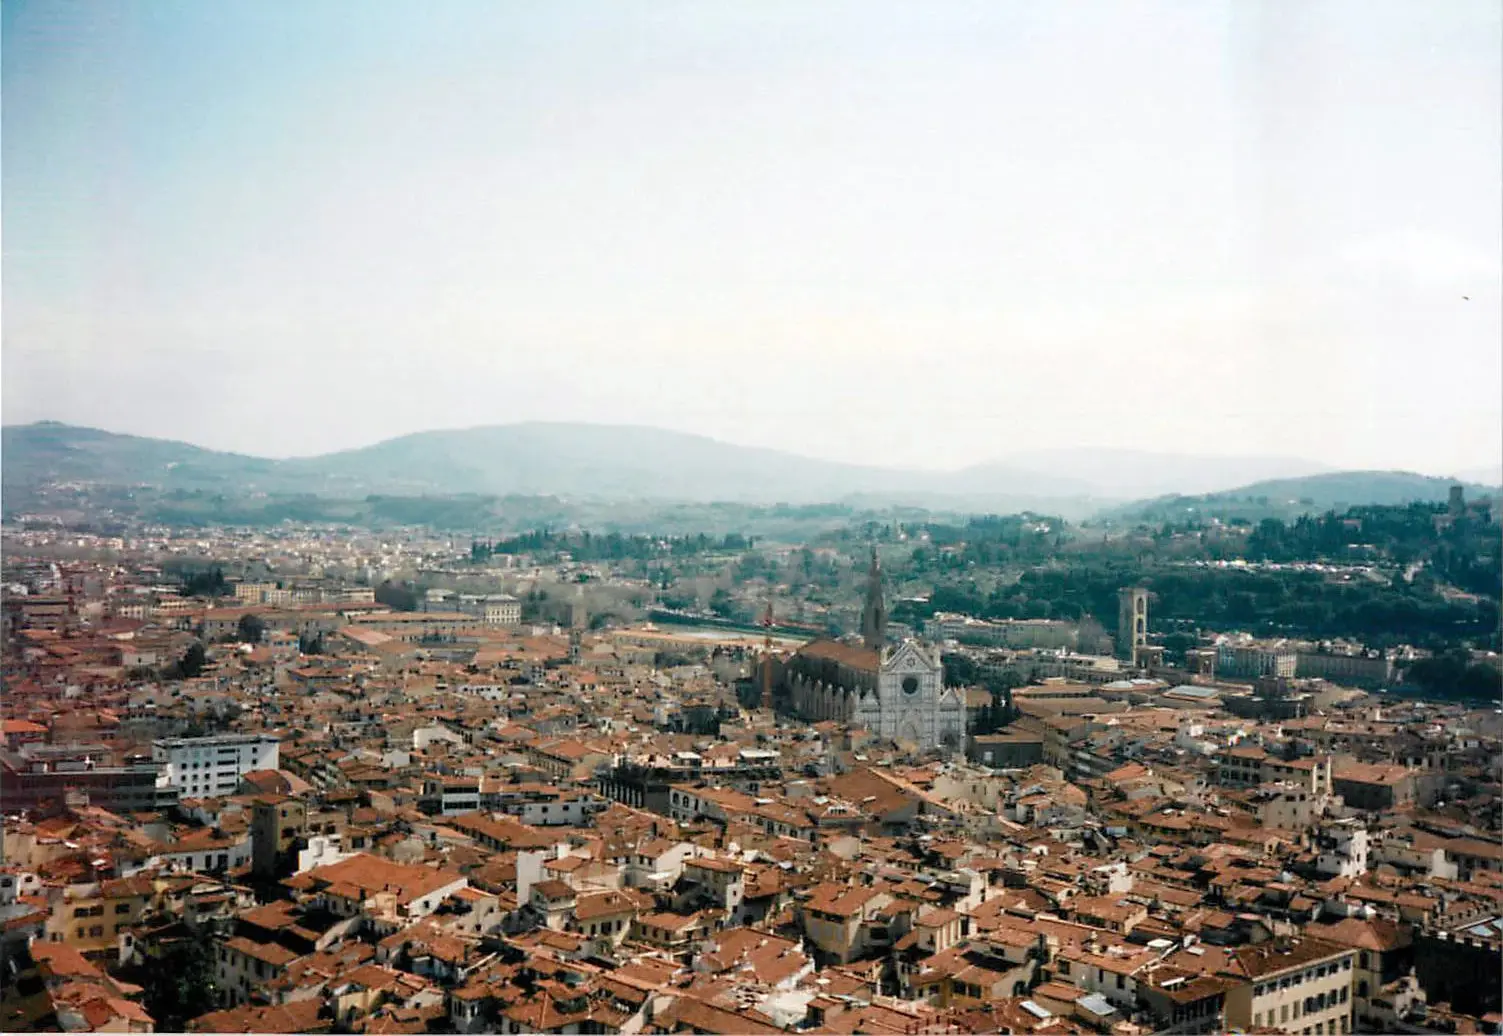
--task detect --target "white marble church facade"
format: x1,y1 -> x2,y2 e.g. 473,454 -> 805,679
783,548 -> 966,750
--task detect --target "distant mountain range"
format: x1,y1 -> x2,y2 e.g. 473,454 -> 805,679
2,421 -> 1496,521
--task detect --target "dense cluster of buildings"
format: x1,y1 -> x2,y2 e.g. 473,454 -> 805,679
2,534 -> 1500,1035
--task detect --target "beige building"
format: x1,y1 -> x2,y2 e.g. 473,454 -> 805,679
251,795 -> 309,877
41,876 -> 155,958
1309,918 -> 1419,1030
235,582 -> 273,604
1222,937 -> 1356,1034
349,611 -> 470,642
1220,747 -> 1333,796
216,936 -> 299,1006
1295,651 -> 1393,688
798,884 -> 893,964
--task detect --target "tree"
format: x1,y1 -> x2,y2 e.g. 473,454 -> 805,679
941,653 -> 979,688
1076,616 -> 1111,655
1160,632 -> 1197,664
970,691 -> 1016,735
982,669 -> 1022,698
173,642 -> 207,680
180,566 -> 228,598
1404,651 -> 1503,702
135,925 -> 221,1030
375,580 -> 420,611
709,588 -> 735,619
237,613 -> 266,644
654,650 -> 700,669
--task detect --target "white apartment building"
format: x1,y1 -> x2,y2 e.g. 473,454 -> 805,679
1252,780 -> 1333,831
483,594 -> 521,627
152,734 -> 280,799
155,833 -> 254,875
1316,820 -> 1369,878
1216,637 -> 1298,680
922,613 -> 1078,650
515,793 -> 600,827
422,776 -> 481,817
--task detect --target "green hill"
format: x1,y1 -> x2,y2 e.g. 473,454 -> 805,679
0,421 -> 280,490
1096,470 -> 1500,525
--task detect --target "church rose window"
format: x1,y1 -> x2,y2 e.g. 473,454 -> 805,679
902,676 -> 919,695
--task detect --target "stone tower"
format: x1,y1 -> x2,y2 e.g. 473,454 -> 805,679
860,545 -> 887,652
1449,484 -> 1466,516
1117,587 -> 1148,667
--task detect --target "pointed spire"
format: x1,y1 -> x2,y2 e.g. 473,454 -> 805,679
861,543 -> 886,652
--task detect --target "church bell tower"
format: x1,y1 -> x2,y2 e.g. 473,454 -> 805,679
860,545 -> 887,652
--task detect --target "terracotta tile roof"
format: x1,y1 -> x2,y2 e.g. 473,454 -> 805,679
1221,936 -> 1350,979
794,639 -> 880,672
1308,917 -> 1413,952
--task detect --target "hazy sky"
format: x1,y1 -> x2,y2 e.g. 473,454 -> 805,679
4,0 -> 1500,474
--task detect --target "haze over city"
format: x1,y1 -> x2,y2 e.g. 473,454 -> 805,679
6,5 -> 1503,1034
4,0 -> 1501,476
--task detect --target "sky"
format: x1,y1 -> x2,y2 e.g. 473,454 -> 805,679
4,0 -> 1501,476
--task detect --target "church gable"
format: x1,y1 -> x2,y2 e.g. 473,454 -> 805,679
881,640 -> 938,676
